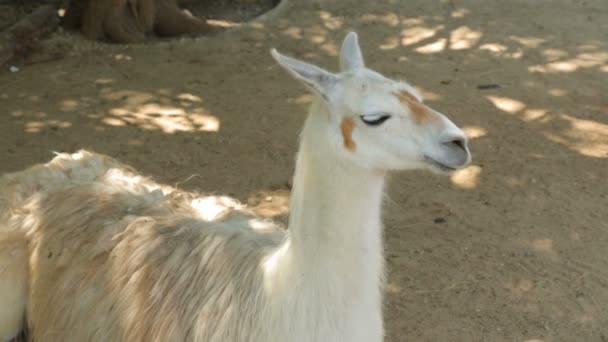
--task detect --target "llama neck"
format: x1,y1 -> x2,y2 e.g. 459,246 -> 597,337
261,101 -> 386,336
286,101 -> 386,268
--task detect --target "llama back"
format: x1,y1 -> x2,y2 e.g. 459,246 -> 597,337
0,151 -> 128,229
25,191 -> 278,342
0,150 -> 285,341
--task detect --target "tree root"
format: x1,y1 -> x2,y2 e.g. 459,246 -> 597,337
63,0 -> 222,43
0,5 -> 59,67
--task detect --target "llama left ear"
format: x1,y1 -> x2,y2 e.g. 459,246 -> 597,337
271,49 -> 338,99
340,32 -> 365,72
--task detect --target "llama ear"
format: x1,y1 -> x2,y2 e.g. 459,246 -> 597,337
340,32 -> 365,72
271,49 -> 338,98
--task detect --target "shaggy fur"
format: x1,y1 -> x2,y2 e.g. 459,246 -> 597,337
0,32 -> 470,342
1,151 -> 284,341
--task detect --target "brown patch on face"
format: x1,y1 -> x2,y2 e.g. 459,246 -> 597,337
340,117 -> 356,151
395,90 -> 438,124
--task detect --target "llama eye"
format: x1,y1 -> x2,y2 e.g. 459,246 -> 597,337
360,113 -> 391,126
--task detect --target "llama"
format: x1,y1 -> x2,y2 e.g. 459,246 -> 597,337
0,32 -> 470,342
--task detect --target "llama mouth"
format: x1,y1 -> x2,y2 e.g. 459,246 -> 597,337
424,156 -> 458,173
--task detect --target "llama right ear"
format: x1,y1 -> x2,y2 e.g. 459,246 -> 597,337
340,32 -> 365,72
271,49 -> 338,99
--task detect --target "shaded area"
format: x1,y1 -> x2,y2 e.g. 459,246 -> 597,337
1,0 -> 607,341
0,0 -> 280,49
61,0 -> 224,43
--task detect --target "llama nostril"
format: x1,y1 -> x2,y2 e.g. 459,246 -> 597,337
443,137 -> 467,151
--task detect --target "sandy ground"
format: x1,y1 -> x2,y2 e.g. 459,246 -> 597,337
2,0 -> 608,341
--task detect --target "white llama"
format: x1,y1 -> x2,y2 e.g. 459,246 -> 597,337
0,32 -> 470,342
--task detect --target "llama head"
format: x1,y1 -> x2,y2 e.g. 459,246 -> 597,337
271,32 -> 471,173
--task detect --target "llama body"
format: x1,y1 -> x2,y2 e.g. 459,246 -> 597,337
0,33 -> 470,342
0,142 -> 381,342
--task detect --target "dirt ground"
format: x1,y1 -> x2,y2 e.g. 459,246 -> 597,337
2,0 -> 608,341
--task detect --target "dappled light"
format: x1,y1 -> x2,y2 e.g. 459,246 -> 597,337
105,167 -> 168,193
247,189 -> 290,218
525,238 -> 555,254
107,103 -> 220,133
450,8 -> 469,19
61,99 -> 80,111
450,165 -> 482,189
191,196 -> 244,221
542,48 -> 569,60
318,11 -> 344,31
449,26 -> 482,50
247,218 -> 280,232
401,26 -> 443,46
206,19 -> 241,28
521,109 -> 547,122
5,80 -> 223,148
94,78 -> 114,85
385,282 -> 402,295
509,36 -> 546,48
113,54 -> 133,61
486,95 -> 526,114
12,109 -> 74,133
282,27 -> 303,39
415,39 -> 446,54
281,21 -> 339,56
479,43 -> 508,53
529,51 -> 608,73
94,88 -> 222,133
287,94 -> 314,106
548,88 -> 567,96
462,125 -> 487,139
379,36 -> 399,50
416,88 -> 441,101
359,13 -> 400,27
176,93 -> 203,102
486,94 -> 607,158
279,9 -> 357,58
543,115 -> 608,158
24,119 -> 71,133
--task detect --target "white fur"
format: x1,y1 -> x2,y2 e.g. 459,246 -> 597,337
0,32 -> 470,342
